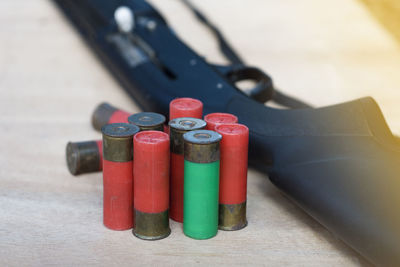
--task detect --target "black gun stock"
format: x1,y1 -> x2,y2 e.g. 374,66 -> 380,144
54,0 -> 400,265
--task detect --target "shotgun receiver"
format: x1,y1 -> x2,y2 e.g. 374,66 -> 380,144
54,0 -> 400,265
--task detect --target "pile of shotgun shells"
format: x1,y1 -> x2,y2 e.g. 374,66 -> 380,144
66,97 -> 249,240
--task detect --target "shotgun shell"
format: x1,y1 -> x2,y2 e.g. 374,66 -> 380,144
169,98 -> 203,120
204,113 -> 238,130
128,112 -> 165,132
92,102 -> 131,131
183,130 -> 222,239
102,123 -> 140,230
133,131 -> 170,240
66,140 -> 103,175
168,117 -> 207,222
215,123 -> 249,231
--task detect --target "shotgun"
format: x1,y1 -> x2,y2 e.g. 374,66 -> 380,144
53,0 -> 400,265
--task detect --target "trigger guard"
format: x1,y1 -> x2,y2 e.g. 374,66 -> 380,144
212,64 -> 274,103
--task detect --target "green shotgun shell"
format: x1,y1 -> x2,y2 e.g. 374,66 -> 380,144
128,112 -> 166,132
183,130 -> 222,239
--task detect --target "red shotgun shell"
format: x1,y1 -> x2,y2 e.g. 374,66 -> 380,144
69,113 -> 166,176
66,140 -> 103,175
128,112 -> 166,132
133,131 -> 171,240
102,123 -> 140,230
168,117 -> 207,222
215,123 -> 249,231
204,113 -> 238,130
169,98 -> 203,120
92,102 -> 131,131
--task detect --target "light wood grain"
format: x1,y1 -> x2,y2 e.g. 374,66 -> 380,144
1,0 -> 399,266
361,0 -> 400,44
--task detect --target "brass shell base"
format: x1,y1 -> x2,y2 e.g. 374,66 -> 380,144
133,209 -> 171,241
218,202 -> 247,231
133,228 -> 171,241
66,141 -> 100,175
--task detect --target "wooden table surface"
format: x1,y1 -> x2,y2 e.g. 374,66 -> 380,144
1,0 -> 400,266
